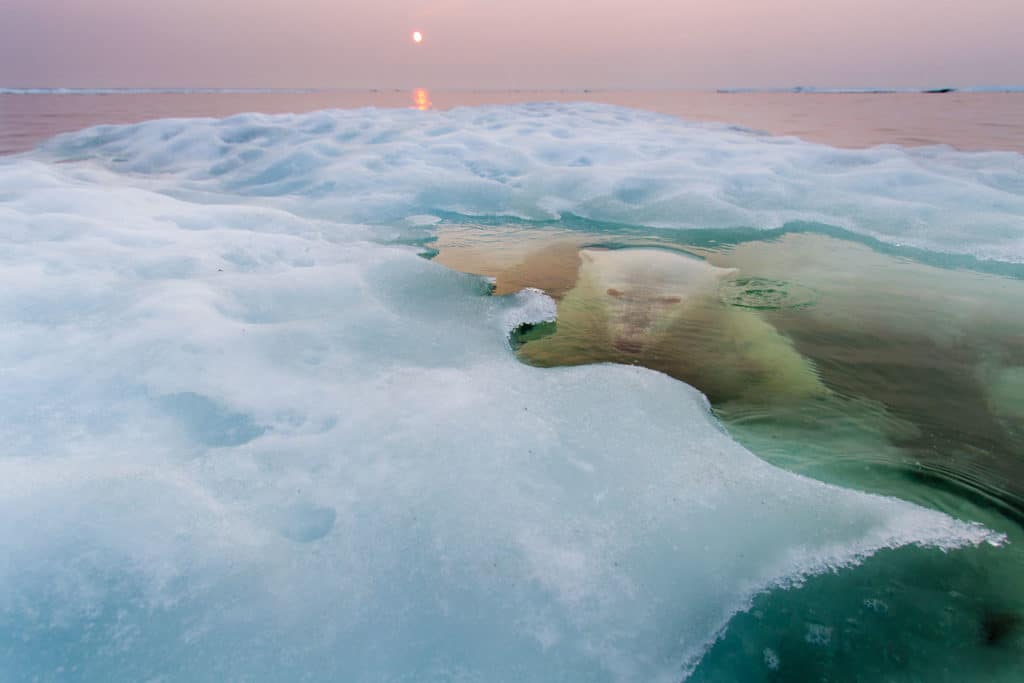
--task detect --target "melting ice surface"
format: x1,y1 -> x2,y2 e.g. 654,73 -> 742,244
0,104 -> 1018,681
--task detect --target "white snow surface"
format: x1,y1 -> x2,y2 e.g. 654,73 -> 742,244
34,102 -> 1024,263
0,104 -> 1010,681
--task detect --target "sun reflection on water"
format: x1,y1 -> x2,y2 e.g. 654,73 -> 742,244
411,88 -> 432,111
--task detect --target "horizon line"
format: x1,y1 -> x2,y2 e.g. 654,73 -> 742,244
4,85 -> 1024,95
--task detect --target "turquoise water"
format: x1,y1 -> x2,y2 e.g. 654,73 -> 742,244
434,221 -> 1024,679
691,542 -> 1022,681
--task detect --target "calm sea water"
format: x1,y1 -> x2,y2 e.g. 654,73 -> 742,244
3,90 -> 1023,679
2,89 -> 1024,155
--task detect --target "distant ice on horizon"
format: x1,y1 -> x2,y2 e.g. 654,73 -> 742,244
3,85 -> 1024,95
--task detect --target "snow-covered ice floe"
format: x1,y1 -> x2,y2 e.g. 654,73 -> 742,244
0,104 -> 1014,681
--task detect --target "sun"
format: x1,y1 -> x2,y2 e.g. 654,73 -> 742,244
412,31 -> 423,44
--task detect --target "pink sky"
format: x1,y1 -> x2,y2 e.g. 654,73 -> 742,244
2,0 -> 1022,89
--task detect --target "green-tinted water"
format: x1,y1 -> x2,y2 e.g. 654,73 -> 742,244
433,223 -> 1024,679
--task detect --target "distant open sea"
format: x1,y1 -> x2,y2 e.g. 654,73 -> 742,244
2,88 -> 1024,155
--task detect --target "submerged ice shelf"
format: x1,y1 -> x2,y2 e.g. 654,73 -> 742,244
1,103 -> 1021,680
